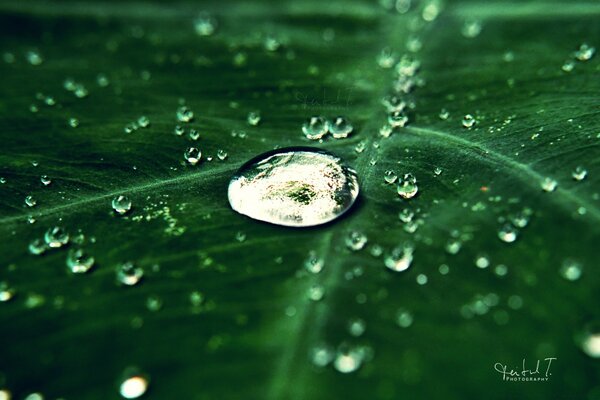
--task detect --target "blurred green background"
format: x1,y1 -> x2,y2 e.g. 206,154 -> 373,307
0,0 -> 599,399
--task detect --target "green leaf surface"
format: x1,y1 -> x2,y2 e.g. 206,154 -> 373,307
1,0 -> 599,399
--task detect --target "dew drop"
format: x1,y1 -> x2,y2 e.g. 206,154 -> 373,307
572,166 -> 587,181
384,245 -> 414,272
397,173 -> 418,199
384,170 -> 398,184
561,60 -> 575,72
445,239 -> 461,255
119,374 -> 148,399
304,251 -> 324,273
345,231 -> 367,251
381,95 -> 406,113
310,344 -> 334,367
66,249 -> 95,274
194,13 -> 217,36
461,20 -> 482,38
112,195 -> 132,215
26,50 -> 43,65
301,117 -> 329,140
68,118 -> 79,128
396,309 -> 413,328
0,281 -> 15,302
137,116 -> 150,128
574,43 -> 595,61
29,238 -> 47,255
398,208 -> 414,223
228,147 -> 359,227
439,108 -> 449,120
348,318 -> 366,337
40,175 -> 52,186
387,111 -> 409,128
475,254 -> 490,269
333,344 -> 363,373
146,295 -> 163,312
498,224 -> 518,243
462,114 -> 476,128
307,284 -> 325,301
329,117 -> 353,139
580,323 -> 600,358
25,195 -> 37,207
247,111 -> 261,126
217,149 -> 228,161
116,262 -> 144,286
541,177 -> 557,192
173,125 -> 185,136
560,259 -> 582,281
176,106 -> 194,123
184,147 -> 202,165
44,226 -> 69,248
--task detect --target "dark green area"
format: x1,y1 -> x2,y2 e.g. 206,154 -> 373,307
0,0 -> 599,399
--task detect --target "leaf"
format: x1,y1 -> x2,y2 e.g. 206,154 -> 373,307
1,1 -> 599,399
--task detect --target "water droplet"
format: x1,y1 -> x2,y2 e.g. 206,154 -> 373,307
377,47 -> 395,68
541,177 -> 557,192
461,20 -> 482,38
173,125 -> 185,136
395,54 -> 420,76
462,114 -> 476,128
510,208 -> 531,228
176,106 -> 194,123
433,166 -> 443,176
310,344 -> 334,367
146,295 -> 163,312
44,226 -> 69,248
396,309 -> 413,327
560,259 -> 582,281
304,251 -> 324,273
40,175 -> 52,186
184,147 -> 202,165
384,170 -> 398,184
116,262 -> 144,286
445,239 -> 461,255
189,291 -> 205,307
302,116 -> 329,140
384,245 -> 414,272
348,318 -> 366,337
235,231 -> 246,242
68,117 -> 79,128
329,117 -> 353,139
119,373 -> 148,399
580,323 -> 600,358
29,238 -> 47,255
137,116 -> 150,128
97,73 -> 110,87
381,95 -> 406,113
572,166 -> 587,181
498,224 -> 518,243
307,284 -> 325,301
397,173 -> 418,199
387,111 -> 409,128
333,344 -> 364,373
574,43 -> 595,61
398,208 -> 414,223
439,108 -> 449,120
194,13 -> 217,36
26,50 -> 43,65
25,195 -> 37,207
228,147 -> 359,227
475,254 -> 490,269
0,281 -> 15,302
264,36 -> 281,52
247,111 -> 261,126
66,249 -> 95,274
112,195 -> 132,215
345,231 -> 367,251
216,149 -> 228,161
562,60 -> 575,72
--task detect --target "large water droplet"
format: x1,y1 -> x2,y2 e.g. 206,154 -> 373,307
44,226 -> 69,248
397,173 -> 418,199
333,344 -> 364,373
302,116 -> 328,140
498,224 -> 518,243
580,323 -> 600,358
112,195 -> 132,215
184,147 -> 202,165
116,262 -> 144,286
228,147 -> 359,227
119,373 -> 149,399
329,117 -> 353,139
384,245 -> 414,272
66,249 -> 95,274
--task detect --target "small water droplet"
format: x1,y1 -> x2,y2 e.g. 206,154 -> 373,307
119,373 -> 148,399
25,195 -> 37,207
377,47 -> 396,69
26,50 -> 43,65
560,259 -> 582,281
264,36 -> 281,52
176,106 -> 194,123
396,309 -> 413,327
333,344 -> 364,373
329,117 -> 353,139
574,43 -> 595,61
184,147 -> 202,165
387,111 -> 409,128
461,20 -> 482,38
173,125 -> 185,136
112,195 -> 132,215
475,254 -> 490,269
146,295 -> 163,312
498,224 -> 518,243
384,245 -> 414,272
97,73 -> 110,87
40,175 -> 52,186
562,60 -> 575,72
302,116 -> 329,140
189,291 -> 205,307
116,262 -> 143,286
0,281 -> 16,302
66,248 -> 95,274
137,116 -> 150,128
228,147 -> 359,227
304,251 -> 324,274
381,95 -> 406,113
572,166 -> 587,181
579,323 -> 600,358
194,13 -> 217,36
68,117 -> 79,128
462,114 -> 476,128
310,344 -> 334,367
29,238 -> 47,255
439,109 -> 449,120
510,208 -> 531,228
398,208 -> 414,223
384,170 -> 398,184
445,239 -> 461,255
541,177 -> 557,192
397,173 -> 418,199
44,226 -> 69,248
348,318 -> 366,337
307,284 -> 325,301
345,231 -> 367,251
247,111 -> 261,126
